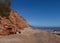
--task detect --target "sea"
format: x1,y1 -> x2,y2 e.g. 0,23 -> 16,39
31,26 -> 60,31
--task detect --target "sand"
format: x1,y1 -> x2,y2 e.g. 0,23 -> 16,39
0,27 -> 60,43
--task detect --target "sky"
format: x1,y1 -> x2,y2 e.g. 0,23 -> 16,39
11,0 -> 60,27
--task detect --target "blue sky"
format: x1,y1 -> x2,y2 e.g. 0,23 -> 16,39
11,0 -> 60,27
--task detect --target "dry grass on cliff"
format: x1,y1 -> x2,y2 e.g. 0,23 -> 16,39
0,28 -> 60,43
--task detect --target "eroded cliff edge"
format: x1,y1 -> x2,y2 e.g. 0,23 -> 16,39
0,10 -> 30,35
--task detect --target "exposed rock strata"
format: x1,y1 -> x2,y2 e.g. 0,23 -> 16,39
0,11 -> 29,35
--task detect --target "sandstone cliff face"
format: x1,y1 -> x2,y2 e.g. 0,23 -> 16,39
0,11 -> 29,35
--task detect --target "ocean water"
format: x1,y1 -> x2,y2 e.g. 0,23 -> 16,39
31,26 -> 60,31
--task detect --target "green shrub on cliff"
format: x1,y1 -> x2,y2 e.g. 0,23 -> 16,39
0,0 -> 13,24
0,0 -> 11,18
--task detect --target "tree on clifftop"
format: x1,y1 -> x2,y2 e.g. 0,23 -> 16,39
0,0 -> 11,17
0,0 -> 13,24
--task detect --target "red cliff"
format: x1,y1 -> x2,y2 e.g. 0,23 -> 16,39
0,10 -> 30,35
